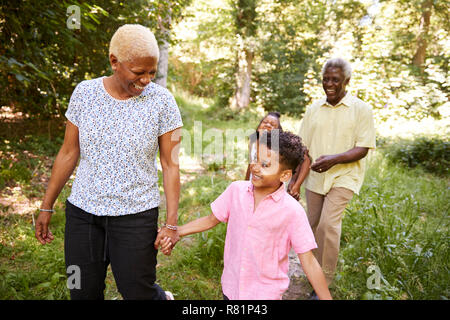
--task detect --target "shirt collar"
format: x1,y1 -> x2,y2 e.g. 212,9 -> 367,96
247,182 -> 286,202
321,92 -> 351,108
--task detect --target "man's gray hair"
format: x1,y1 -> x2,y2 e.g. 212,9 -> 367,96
321,58 -> 352,80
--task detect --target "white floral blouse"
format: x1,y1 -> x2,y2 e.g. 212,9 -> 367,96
65,77 -> 183,216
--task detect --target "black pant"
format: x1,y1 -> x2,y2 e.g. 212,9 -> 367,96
64,200 -> 166,300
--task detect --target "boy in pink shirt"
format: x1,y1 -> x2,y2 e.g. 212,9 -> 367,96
160,131 -> 331,300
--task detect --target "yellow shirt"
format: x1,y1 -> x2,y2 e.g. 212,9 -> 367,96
299,93 -> 376,195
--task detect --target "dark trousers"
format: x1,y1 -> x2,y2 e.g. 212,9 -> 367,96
64,200 -> 166,300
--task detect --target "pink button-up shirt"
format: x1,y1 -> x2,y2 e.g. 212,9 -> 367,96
211,181 -> 317,300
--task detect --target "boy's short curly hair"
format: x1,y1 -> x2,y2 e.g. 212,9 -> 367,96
259,130 -> 306,171
109,24 -> 159,62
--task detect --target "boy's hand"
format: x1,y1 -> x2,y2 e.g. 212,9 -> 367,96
287,182 -> 300,201
155,227 -> 179,255
159,236 -> 173,255
298,251 -> 332,300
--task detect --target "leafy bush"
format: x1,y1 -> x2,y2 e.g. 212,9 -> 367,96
0,209 -> 69,299
1,0 -> 190,119
0,160 -> 31,189
382,136 -> 450,175
335,153 -> 449,300
169,56 -> 235,108
0,131 -> 64,189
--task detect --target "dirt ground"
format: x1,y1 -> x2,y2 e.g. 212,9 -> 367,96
282,249 -> 312,300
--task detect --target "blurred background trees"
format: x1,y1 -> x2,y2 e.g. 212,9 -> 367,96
170,0 -> 449,119
1,0 -> 449,120
0,0 -> 190,118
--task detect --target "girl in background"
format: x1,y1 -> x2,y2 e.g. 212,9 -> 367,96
245,112 -> 310,202
245,112 -> 283,180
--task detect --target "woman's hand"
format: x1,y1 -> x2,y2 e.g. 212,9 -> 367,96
155,227 -> 180,255
158,236 -> 174,255
36,120 -> 79,245
35,211 -> 55,245
157,128 -> 182,256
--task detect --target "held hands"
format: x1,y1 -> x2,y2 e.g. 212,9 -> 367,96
159,235 -> 174,255
154,226 -> 180,256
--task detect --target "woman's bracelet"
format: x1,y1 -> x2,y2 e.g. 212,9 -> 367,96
39,208 -> 55,213
162,223 -> 178,231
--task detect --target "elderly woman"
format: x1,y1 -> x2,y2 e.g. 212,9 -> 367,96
34,24 -> 182,300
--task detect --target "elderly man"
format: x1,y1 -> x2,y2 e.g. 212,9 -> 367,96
298,58 -> 376,298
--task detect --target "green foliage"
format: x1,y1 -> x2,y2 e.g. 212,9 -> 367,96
0,0 -> 191,119
335,153 -> 449,300
0,126 -> 64,189
169,0 -> 449,120
382,136 -> 450,175
169,56 -> 235,104
252,0 -> 330,115
168,0 -> 236,106
254,43 -> 316,116
179,174 -> 230,209
0,208 -> 69,299
232,0 -> 258,38
1,0 -> 107,118
176,217 -> 226,279
192,222 -> 226,275
0,160 -> 31,189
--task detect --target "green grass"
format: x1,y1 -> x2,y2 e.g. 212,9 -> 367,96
160,150 -> 449,300
0,200 -> 68,299
334,152 -> 449,300
0,90 -> 448,300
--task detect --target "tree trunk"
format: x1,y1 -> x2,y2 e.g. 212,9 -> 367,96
155,10 -> 172,88
232,0 -> 257,109
412,0 -> 433,67
233,44 -> 253,109
156,38 -> 169,88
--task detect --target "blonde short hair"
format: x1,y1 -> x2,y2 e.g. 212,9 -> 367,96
109,24 -> 159,62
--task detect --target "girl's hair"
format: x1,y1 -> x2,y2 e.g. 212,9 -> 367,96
256,111 -> 283,132
252,112 -> 283,143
